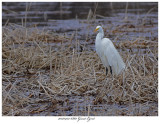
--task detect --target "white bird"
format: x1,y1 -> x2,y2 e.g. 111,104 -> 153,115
94,26 -> 125,76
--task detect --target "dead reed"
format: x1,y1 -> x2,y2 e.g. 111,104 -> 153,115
2,23 -> 158,116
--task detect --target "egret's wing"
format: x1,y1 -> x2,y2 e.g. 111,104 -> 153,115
102,38 -> 125,75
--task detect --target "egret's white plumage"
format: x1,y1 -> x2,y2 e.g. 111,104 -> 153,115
94,26 -> 125,76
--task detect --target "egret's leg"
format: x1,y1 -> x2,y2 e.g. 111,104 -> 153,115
106,67 -> 108,76
110,66 -> 112,75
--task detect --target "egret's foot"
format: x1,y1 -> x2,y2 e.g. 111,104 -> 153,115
112,77 -> 114,81
106,67 -> 108,76
111,75 -> 115,81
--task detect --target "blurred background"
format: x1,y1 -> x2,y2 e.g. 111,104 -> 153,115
2,2 -> 158,23
2,2 -> 158,49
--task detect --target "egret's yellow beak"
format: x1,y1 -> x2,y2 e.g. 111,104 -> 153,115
94,28 -> 99,32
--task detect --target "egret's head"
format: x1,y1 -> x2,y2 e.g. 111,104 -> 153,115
94,26 -> 103,33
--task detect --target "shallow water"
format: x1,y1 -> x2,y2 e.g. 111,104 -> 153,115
25,95 -> 158,116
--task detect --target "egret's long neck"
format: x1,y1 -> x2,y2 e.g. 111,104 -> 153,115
96,30 -> 104,41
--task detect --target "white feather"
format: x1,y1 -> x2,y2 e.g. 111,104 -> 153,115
95,26 -> 125,76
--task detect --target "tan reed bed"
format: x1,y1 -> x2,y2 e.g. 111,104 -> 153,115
2,23 -> 158,116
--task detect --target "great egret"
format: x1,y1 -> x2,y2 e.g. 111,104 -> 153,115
94,26 -> 125,76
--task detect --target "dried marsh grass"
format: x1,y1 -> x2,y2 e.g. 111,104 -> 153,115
2,23 -> 158,116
